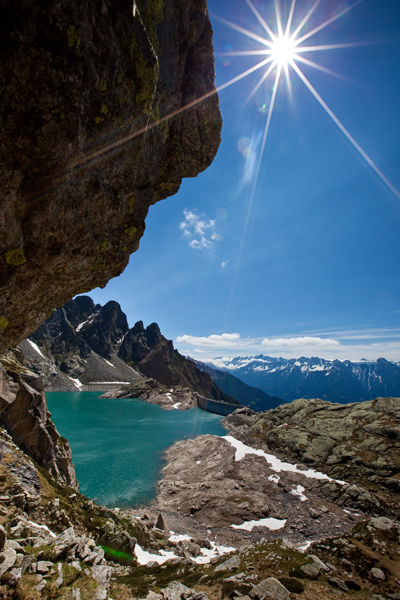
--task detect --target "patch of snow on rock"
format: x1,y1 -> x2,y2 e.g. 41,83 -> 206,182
27,339 -> 46,359
223,436 -> 346,485
290,485 -> 308,502
134,543 -> 177,565
68,377 -> 83,390
231,517 -> 287,532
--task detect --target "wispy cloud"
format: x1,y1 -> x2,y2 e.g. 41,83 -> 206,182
180,209 -> 217,250
221,260 -> 229,268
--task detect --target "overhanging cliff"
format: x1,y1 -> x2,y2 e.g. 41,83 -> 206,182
0,0 -> 222,352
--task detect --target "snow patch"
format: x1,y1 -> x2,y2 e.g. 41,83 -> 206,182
27,521 -> 56,538
224,436 -> 346,485
68,377 -> 83,390
290,485 -> 308,502
134,543 -> 177,565
27,339 -> 46,359
268,474 -> 280,484
231,517 -> 286,532
169,533 -> 191,543
104,359 -> 115,368
89,381 -> 131,385
296,540 -> 314,553
172,403 -> 181,410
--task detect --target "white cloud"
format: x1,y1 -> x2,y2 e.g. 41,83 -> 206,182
175,327 -> 400,362
221,260 -> 229,268
261,336 -> 340,348
180,209 -> 217,250
176,333 -> 241,348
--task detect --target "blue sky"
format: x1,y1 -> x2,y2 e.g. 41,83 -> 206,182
91,0 -> 400,362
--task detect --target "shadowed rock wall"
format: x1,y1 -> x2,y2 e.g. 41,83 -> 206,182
0,0 -> 221,352
0,350 -> 78,488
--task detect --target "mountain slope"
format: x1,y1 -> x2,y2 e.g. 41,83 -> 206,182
193,358 -> 285,411
209,355 -> 400,403
21,296 -> 237,404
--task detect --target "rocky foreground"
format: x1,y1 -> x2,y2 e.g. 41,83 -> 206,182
0,351 -> 399,600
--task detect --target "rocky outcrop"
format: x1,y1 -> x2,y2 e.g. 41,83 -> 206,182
0,350 -> 78,489
101,378 -> 200,410
223,398 -> 400,517
0,0 -> 222,353
155,433 -> 379,546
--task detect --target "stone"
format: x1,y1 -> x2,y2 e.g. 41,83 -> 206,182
34,580 -> 47,592
162,581 -> 193,600
0,543 -> 17,577
8,567 -> 22,586
0,525 -> 6,551
146,593 -> 163,600
214,555 -> 240,572
54,563 -> 64,588
299,563 -> 320,579
370,567 -> 386,581
307,555 -> 330,572
156,513 -> 168,531
37,560 -> 54,574
328,579 -> 349,592
369,517 -> 395,531
249,577 -> 291,600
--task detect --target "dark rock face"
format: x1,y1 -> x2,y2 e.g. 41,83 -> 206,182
22,295 -> 237,402
0,0 -> 222,353
0,351 -> 78,489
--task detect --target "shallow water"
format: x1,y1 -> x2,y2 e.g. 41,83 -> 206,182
46,391 -> 226,508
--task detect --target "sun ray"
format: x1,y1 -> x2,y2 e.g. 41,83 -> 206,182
295,42 -> 373,53
293,54 -> 349,80
290,0 -> 322,41
216,50 -> 271,56
295,0 -> 365,45
290,60 -> 400,201
224,65 -> 283,329
244,0 -> 278,43
274,0 -> 284,39
283,61 -> 294,103
285,0 -> 297,37
211,13 -> 274,48
244,60 -> 277,106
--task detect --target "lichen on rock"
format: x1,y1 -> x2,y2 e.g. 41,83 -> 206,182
0,0 -> 222,352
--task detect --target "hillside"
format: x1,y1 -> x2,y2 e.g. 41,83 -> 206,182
209,355 -> 400,403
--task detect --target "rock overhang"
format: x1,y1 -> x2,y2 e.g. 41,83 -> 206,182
0,0 -> 222,352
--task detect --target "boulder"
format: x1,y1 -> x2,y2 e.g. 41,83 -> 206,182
250,578 -> 291,600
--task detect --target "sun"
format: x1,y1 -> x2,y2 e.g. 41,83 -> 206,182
271,35 -> 297,66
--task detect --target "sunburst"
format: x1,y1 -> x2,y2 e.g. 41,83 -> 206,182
213,0 -> 400,327
213,0 -> 400,204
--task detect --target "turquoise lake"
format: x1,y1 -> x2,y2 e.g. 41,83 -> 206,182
46,391 -> 226,508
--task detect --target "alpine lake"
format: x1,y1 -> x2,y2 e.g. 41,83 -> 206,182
46,391 -> 226,509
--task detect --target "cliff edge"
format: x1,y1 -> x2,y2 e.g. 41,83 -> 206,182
0,0 -> 222,352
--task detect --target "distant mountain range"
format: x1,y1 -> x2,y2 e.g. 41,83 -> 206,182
19,296 -> 284,411
204,355 -> 400,404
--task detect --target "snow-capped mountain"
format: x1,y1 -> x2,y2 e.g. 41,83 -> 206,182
205,355 -> 400,403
